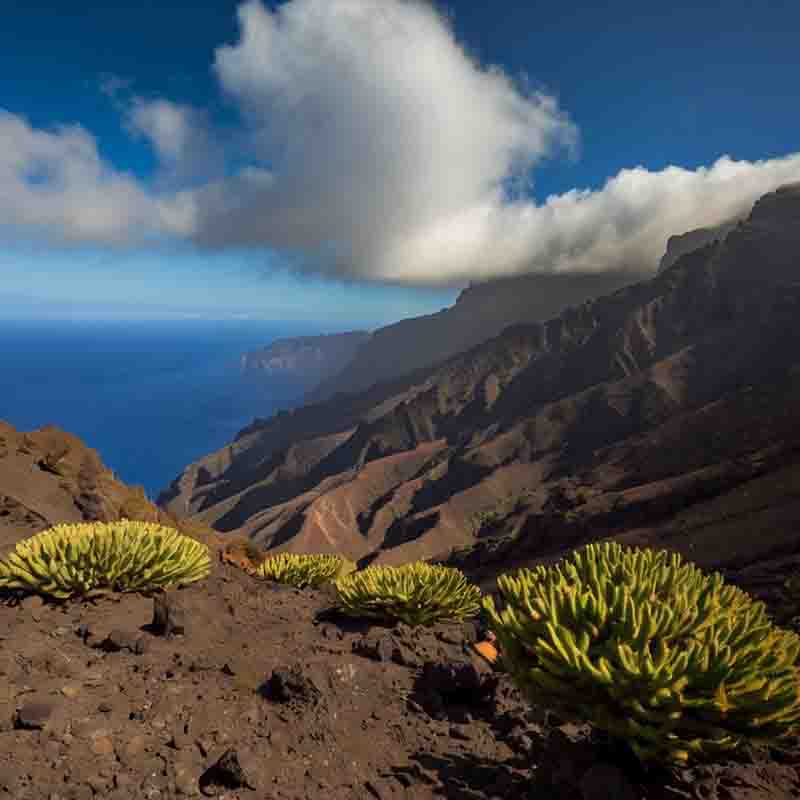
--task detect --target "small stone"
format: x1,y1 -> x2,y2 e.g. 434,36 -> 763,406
199,748 -> 255,795
15,701 -> 53,730
98,702 -> 112,713
76,623 -> 91,641
170,719 -> 193,750
173,760 -> 198,796
352,634 -> 394,662
100,629 -> 146,654
264,665 -> 321,705
152,592 -> 187,638
319,624 -> 344,640
89,734 -> 115,757
60,685 -> 80,699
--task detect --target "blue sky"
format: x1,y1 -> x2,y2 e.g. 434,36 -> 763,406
1,0 -> 799,326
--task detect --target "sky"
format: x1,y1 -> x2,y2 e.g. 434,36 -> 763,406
1,0 -> 799,326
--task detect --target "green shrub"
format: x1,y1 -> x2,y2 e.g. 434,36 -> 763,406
483,541 -> 800,765
256,552 -> 353,589
335,561 -> 481,626
0,521 -> 211,600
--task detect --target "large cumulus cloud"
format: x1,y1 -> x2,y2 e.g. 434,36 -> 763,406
2,0 -> 800,283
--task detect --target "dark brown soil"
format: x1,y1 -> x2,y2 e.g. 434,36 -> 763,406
2,560 -> 800,800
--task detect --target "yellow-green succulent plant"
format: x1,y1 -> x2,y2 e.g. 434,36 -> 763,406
0,520 -> 211,600
255,552 -> 354,589
483,541 -> 800,765
335,561 -> 481,626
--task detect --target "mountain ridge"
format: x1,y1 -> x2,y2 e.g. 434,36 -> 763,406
2,185 -> 800,800
159,183 -> 800,579
309,270 -> 640,402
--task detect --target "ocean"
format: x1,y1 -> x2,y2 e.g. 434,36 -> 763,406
0,318 -> 325,499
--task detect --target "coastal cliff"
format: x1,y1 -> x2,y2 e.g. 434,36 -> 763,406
240,331 -> 370,391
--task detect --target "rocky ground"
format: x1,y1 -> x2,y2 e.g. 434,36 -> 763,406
3,556 -> 800,800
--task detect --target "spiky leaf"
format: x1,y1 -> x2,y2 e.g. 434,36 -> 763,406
0,521 -> 211,600
255,553 -> 352,589
484,541 -> 800,765
335,561 -> 481,626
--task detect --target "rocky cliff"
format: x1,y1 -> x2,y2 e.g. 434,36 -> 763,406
310,270 -> 639,402
0,422 -> 214,559
160,184 -> 800,580
240,331 -> 370,391
657,219 -> 738,272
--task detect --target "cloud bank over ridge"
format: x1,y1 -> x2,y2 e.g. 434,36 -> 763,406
2,0 -> 800,284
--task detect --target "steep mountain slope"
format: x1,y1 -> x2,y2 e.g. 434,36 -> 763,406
161,183 -> 800,575
657,219 -> 738,272
0,422 -> 214,558
310,270 -> 638,402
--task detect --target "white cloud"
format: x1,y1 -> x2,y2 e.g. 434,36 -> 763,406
196,0 -> 577,275
129,99 -> 195,163
374,152 -> 800,283
1,0 -> 800,285
126,98 -> 226,186
187,0 -> 800,283
0,110 -> 194,243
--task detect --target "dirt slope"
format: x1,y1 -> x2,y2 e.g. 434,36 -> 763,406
0,422 -> 216,559
3,560 -> 800,800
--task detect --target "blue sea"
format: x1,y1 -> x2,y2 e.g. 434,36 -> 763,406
0,318 -> 326,499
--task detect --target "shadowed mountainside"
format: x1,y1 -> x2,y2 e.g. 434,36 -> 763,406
160,183 -> 800,579
310,270 -> 639,402
657,219 -> 739,272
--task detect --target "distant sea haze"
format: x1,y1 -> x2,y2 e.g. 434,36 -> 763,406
0,318 -> 323,498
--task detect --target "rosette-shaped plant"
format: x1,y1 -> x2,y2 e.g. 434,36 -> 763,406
483,542 -> 800,764
335,561 -> 481,626
256,552 -> 353,589
0,521 -> 211,600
